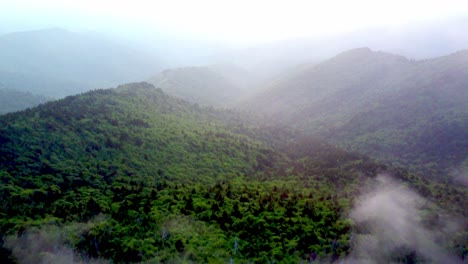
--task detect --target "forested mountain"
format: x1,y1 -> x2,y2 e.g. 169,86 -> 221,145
0,28 -> 163,98
0,89 -> 50,115
244,48 -> 468,178
1,82 -> 464,263
148,65 -> 257,106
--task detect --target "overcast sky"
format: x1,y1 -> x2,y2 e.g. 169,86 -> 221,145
1,0 -> 468,47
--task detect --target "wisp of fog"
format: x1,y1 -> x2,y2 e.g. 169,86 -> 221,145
4,216 -> 109,264
343,175 -> 463,263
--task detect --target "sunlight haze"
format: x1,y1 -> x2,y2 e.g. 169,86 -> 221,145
0,0 -> 467,263
1,0 -> 468,46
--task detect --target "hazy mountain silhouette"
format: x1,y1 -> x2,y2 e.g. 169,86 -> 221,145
217,17 -> 468,81
244,48 -> 468,177
0,89 -> 50,115
149,64 -> 258,106
0,28 -> 163,98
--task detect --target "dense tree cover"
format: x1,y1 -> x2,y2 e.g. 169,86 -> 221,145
243,48 -> 468,181
0,83 -> 465,262
326,69 -> 468,179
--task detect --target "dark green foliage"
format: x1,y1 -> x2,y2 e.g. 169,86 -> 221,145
0,82 -> 464,262
330,86 -> 468,179
68,179 -> 353,263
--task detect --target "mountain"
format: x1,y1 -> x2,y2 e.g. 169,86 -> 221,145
0,70 -> 89,99
1,82 -> 463,263
0,89 -> 50,115
244,48 -> 413,123
208,64 -> 260,92
329,50 -> 468,177
148,65 -> 257,106
0,28 -> 163,98
216,17 -> 468,81
244,48 -> 468,178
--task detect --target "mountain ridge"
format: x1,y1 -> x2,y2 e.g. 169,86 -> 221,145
1,82 -> 464,262
148,65 -> 258,106
243,48 -> 468,178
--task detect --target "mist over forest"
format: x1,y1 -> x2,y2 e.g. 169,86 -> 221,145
0,1 -> 467,263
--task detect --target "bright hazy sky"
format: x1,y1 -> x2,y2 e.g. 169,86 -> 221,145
1,0 -> 468,46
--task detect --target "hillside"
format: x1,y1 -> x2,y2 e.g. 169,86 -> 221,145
244,48 -> 468,178
148,65 -> 255,106
1,82 -> 464,263
0,89 -> 50,115
0,28 -> 162,98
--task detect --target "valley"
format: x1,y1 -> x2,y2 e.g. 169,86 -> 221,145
0,10 -> 467,263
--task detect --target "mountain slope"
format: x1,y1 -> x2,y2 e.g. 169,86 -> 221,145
245,48 -> 412,124
0,82 -> 272,184
0,82 -> 464,263
330,51 -> 468,175
0,82 -> 360,262
0,28 -> 163,97
244,48 -> 468,177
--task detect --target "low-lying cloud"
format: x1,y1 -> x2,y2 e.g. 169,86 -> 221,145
343,175 -> 464,263
4,216 -> 109,264
3,176 -> 465,263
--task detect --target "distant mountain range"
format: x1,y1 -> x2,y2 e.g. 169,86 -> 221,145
2,20 -> 467,110
217,17 -> 468,81
244,48 -> 468,178
0,28 -> 163,98
0,89 -> 50,115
